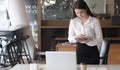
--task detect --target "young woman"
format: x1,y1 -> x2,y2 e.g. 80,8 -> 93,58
68,0 -> 103,64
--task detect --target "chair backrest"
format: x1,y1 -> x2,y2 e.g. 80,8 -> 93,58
0,39 -> 20,68
99,39 -> 111,64
6,40 -> 20,67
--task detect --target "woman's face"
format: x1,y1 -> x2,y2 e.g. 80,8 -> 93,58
75,9 -> 88,19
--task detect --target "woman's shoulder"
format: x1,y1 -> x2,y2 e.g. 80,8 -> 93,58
69,17 -> 79,25
71,17 -> 79,21
90,16 -> 99,22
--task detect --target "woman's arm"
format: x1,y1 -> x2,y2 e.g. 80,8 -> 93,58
68,19 -> 77,43
87,19 -> 103,49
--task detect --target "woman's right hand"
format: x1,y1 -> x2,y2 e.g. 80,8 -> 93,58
75,34 -> 85,39
75,34 -> 85,42
75,34 -> 89,43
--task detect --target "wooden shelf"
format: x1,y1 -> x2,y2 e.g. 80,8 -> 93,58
41,25 -> 120,28
104,37 -> 120,40
41,26 -> 68,28
41,19 -> 116,28
40,19 -> 120,52
55,37 -> 68,40
55,37 -> 120,41
102,26 -> 120,28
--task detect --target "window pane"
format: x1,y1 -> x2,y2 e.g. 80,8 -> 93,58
42,0 -> 74,20
24,0 -> 38,47
0,0 -> 8,20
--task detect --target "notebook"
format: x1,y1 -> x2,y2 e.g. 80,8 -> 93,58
45,51 -> 77,70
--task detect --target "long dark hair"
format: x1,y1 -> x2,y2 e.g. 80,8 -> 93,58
71,0 -> 94,19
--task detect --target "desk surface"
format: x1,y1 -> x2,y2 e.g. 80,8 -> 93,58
10,64 -> 120,70
0,25 -> 29,36
0,25 -> 28,32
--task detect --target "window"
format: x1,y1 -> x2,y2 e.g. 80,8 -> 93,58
0,0 -> 7,19
42,0 -> 73,20
0,0 -> 38,47
0,0 -> 11,29
24,0 -> 38,47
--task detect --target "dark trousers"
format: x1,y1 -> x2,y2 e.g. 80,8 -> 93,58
76,43 -> 99,64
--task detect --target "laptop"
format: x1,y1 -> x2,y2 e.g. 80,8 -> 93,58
45,51 -> 77,70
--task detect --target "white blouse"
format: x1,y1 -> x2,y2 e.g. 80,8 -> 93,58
68,16 -> 103,50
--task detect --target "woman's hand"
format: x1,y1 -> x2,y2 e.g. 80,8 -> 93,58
82,38 -> 89,43
75,34 -> 85,38
75,34 -> 89,43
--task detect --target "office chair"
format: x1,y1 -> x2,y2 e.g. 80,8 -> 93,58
6,40 -> 20,67
0,39 -> 20,68
0,35 -> 14,68
10,35 -> 32,64
99,39 -> 111,64
20,35 -> 32,63
0,35 -> 32,68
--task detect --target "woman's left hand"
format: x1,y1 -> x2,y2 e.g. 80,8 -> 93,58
79,38 -> 89,43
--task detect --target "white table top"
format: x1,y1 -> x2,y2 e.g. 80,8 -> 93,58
10,64 -> 120,70
0,25 -> 29,32
0,25 -> 29,36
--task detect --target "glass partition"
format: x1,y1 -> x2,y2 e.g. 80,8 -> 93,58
42,0 -> 73,20
24,0 -> 38,47
0,0 -> 8,20
42,0 -> 106,20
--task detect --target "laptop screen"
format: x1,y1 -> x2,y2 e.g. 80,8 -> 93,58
45,51 -> 77,70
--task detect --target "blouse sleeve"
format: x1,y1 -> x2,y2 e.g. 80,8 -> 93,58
68,19 -> 77,43
87,19 -> 103,50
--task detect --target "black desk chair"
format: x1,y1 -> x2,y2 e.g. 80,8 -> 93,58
0,39 -> 20,68
0,35 -> 32,68
6,40 -> 20,67
19,35 -> 32,63
99,39 -> 111,64
11,35 -> 32,64
0,36 -> 12,68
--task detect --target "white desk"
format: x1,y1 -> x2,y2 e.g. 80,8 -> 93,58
10,64 -> 120,70
0,25 -> 30,66
0,25 -> 28,36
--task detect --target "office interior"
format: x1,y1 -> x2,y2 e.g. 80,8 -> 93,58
38,0 -> 120,64
0,0 -> 120,69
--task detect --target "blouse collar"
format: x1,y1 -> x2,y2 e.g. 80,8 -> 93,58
77,16 -> 92,25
